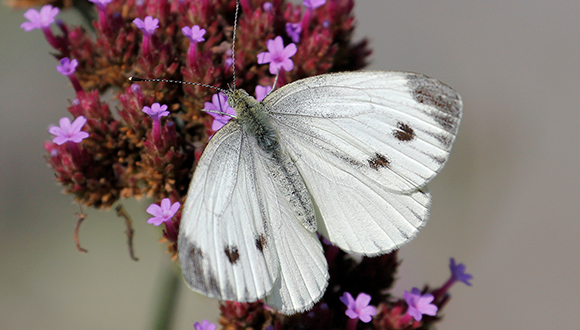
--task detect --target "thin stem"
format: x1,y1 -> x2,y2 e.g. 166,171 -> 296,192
115,204 -> 139,261
74,204 -> 88,253
346,317 -> 358,330
72,0 -> 97,30
150,264 -> 181,330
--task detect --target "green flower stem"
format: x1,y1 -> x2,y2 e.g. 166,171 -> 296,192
150,264 -> 181,330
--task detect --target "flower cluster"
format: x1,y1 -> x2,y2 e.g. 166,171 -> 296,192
23,0 -> 369,253
18,0 -> 469,328
218,242 -> 473,330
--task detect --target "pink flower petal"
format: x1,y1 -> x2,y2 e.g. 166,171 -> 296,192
70,116 -> 87,132
257,52 -> 272,64
281,43 -> 297,58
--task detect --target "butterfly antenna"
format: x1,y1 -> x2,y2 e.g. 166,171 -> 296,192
231,0 -> 240,90
128,77 -> 227,94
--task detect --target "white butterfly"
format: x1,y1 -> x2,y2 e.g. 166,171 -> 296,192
178,71 -> 462,314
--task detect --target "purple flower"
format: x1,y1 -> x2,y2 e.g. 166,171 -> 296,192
194,320 -> 216,330
257,36 -> 297,75
146,198 -> 181,226
142,103 -> 169,121
182,25 -> 206,43
56,58 -> 78,76
263,2 -> 273,11
340,292 -> 377,323
285,22 -> 302,43
133,16 -> 159,36
450,258 -> 473,286
303,0 -> 326,10
131,84 -> 142,94
20,5 -> 59,31
403,288 -> 438,321
224,49 -> 233,67
255,85 -> 272,101
205,93 -> 236,131
49,116 -> 89,145
89,0 -> 113,9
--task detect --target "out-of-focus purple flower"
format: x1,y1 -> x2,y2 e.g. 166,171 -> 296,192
449,258 -> 473,286
182,25 -> 206,43
263,2 -> 273,11
183,25 -> 206,64
146,198 -> 180,226
194,320 -> 216,330
255,85 -> 272,101
142,103 -> 169,121
133,16 -> 159,36
89,0 -> 112,9
56,57 -> 78,76
57,58 -> 83,93
286,22 -> 302,43
131,84 -> 142,94
205,92 -> 236,131
49,116 -> 89,145
224,49 -> 233,67
257,36 -> 297,75
403,288 -> 438,321
303,0 -> 326,10
20,5 -> 59,31
340,292 -> 377,323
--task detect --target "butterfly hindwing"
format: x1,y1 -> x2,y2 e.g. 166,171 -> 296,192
230,122 -> 329,313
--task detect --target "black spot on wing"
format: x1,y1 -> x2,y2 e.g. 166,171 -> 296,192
255,234 -> 267,253
368,153 -> 391,170
224,245 -> 240,264
393,122 -> 415,142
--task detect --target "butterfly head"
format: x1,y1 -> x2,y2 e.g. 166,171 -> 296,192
226,89 -> 255,111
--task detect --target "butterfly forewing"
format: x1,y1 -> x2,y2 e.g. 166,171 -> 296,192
263,71 -> 462,193
263,71 -> 462,255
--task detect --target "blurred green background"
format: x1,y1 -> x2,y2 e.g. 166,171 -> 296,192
2,1 -> 580,329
